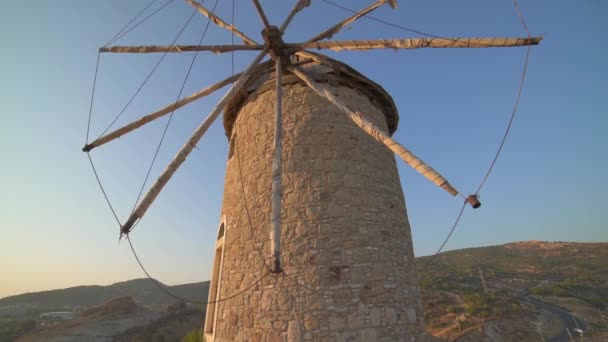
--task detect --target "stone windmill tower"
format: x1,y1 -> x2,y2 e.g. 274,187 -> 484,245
83,0 -> 541,340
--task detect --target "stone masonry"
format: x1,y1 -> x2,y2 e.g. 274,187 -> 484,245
207,69 -> 425,341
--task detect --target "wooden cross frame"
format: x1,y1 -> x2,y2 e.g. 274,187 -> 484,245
84,0 -> 542,273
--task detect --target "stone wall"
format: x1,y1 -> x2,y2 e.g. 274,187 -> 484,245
210,81 -> 424,341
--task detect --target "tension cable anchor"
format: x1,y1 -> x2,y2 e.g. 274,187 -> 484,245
466,194 -> 481,209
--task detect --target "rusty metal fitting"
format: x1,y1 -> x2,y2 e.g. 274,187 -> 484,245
466,194 -> 481,209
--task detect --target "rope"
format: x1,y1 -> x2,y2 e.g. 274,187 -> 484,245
85,53 -> 101,145
319,0 -> 529,48
126,234 -> 269,305
85,0 -> 270,306
104,0 -> 161,47
475,0 -> 532,194
308,0 -> 535,266
85,0 -> 537,308
108,0 -> 176,46
424,200 -> 467,266
128,0 -> 220,223
96,4 -> 199,140
86,152 -> 122,227
428,0 -> 534,263
119,0 -> 274,307
230,0 -> 274,273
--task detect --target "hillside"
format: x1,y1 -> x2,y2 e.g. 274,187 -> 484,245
416,241 -> 608,341
417,241 -> 607,308
14,297 -> 202,342
2,241 -> 607,341
0,279 -> 209,310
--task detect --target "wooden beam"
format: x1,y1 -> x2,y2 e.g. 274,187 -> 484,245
280,0 -> 311,33
290,36 -> 543,51
288,64 -> 459,197
270,57 -> 283,273
184,0 -> 259,45
83,72 -> 243,152
120,48 -> 270,235
307,0 -> 389,42
100,44 -> 264,54
252,0 -> 272,30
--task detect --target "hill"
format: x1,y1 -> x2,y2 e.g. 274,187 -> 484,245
14,297 -> 201,342
416,241 -> 608,341
0,279 -> 209,310
2,241 -> 607,341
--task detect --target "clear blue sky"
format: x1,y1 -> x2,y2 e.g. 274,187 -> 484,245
0,0 -> 606,298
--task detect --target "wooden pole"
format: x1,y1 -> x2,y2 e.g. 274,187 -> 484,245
288,36 -> 543,51
120,48 -> 269,235
566,328 -> 575,342
307,0 -> 390,42
598,309 -> 608,328
252,0 -> 272,31
478,267 -> 488,293
288,65 -> 459,197
535,322 -> 546,342
280,0 -> 310,33
83,70 -> 253,152
270,57 -> 283,273
184,0 -> 259,45
99,44 -> 263,54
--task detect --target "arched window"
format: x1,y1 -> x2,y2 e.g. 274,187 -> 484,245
204,216 -> 227,340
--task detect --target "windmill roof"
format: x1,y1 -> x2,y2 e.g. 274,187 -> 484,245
223,53 -> 399,139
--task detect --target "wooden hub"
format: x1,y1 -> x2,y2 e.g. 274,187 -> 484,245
262,25 -> 285,61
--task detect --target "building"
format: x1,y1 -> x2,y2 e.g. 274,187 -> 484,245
204,56 -> 425,341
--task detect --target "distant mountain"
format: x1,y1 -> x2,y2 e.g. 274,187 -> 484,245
0,279 -> 209,310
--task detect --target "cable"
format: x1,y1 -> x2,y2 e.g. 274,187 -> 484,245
322,0 -> 535,268
126,234 -> 269,305
231,4 -> 274,272
86,0 -> 538,309
475,0 -> 532,194
86,152 -> 123,227
85,53 -> 101,145
96,4 -> 199,140
108,0 -> 177,47
419,0 -> 533,263
319,0 -> 522,48
128,0 -> 220,223
104,0 -> 160,47
424,200 -> 467,266
320,0 -> 438,37
233,124 -> 275,273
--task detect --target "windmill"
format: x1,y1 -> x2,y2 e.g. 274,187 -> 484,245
83,0 -> 541,340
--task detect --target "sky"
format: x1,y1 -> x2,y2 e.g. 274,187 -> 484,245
0,0 -> 606,299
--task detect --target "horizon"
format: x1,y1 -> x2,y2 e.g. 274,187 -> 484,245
2,239 -> 605,300
1,0 -> 606,299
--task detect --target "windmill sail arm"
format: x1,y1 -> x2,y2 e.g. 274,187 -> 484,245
121,48 -> 269,235
307,0 -> 390,42
288,64 -> 459,197
280,0 -> 311,33
83,72 -> 243,152
99,44 -> 263,54
184,0 -> 259,45
252,0 -> 272,30
290,36 -> 542,51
